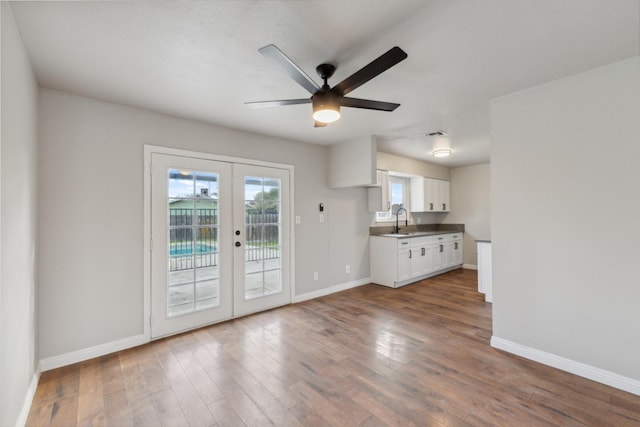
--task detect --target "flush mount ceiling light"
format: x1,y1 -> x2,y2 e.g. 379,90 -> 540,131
432,148 -> 451,158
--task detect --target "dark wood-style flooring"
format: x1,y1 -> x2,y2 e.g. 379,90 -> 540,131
27,269 -> 640,426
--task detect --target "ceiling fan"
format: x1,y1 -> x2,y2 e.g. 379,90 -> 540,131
245,44 -> 408,127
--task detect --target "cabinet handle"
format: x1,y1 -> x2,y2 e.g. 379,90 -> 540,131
443,203 -> 446,210
440,244 -> 443,253
409,249 -> 412,259
429,202 -> 433,210
454,242 -> 458,250
387,201 -> 391,210
421,247 -> 425,256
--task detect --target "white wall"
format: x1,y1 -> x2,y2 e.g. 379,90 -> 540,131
446,163 -> 491,266
37,89 -> 371,361
491,57 -> 640,385
1,3 -> 40,426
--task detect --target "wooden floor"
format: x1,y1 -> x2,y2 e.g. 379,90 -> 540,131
27,269 -> 640,426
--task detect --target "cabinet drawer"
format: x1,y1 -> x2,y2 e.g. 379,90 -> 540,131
397,239 -> 412,249
434,233 -> 462,242
410,236 -> 436,247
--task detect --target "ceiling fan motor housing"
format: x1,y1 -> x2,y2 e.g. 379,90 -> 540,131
313,91 -> 340,110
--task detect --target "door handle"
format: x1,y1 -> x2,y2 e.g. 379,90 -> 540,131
235,241 -> 241,247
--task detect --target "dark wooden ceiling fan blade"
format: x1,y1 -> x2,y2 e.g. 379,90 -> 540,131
244,98 -> 312,108
341,97 -> 400,111
333,46 -> 407,96
259,44 -> 321,95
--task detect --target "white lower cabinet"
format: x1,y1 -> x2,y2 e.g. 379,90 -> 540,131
370,233 -> 463,288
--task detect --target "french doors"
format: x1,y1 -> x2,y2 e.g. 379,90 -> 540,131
150,153 -> 291,338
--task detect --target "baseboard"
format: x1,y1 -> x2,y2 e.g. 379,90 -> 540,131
491,336 -> 640,396
463,264 -> 478,270
293,277 -> 371,303
40,334 -> 147,372
16,362 -> 41,427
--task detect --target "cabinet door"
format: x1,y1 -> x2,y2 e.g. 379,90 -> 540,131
379,170 -> 390,211
444,241 -> 456,267
409,177 -> 426,212
367,170 -> 391,212
440,180 -> 450,212
425,178 -> 438,211
421,245 -> 437,275
397,247 -> 412,282
436,242 -> 447,269
410,247 -> 427,278
452,240 -> 463,265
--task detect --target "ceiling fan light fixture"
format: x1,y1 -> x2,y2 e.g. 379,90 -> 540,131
312,92 -> 341,123
432,148 -> 451,158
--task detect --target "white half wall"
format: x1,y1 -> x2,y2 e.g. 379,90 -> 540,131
38,90 -> 370,361
328,136 -> 376,188
491,57 -> 640,384
1,3 -> 40,426
446,163 -> 491,266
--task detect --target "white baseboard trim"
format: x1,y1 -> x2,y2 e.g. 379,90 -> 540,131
16,362 -> 41,427
491,336 -> 640,396
293,277 -> 371,303
40,334 -> 147,372
463,264 -> 478,270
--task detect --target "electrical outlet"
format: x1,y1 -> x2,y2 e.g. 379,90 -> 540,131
319,214 -> 324,223
313,272 -> 319,281
345,265 -> 350,274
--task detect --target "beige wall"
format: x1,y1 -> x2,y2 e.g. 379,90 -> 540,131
38,89 -> 371,360
1,3 -> 40,426
446,163 -> 490,266
377,151 -> 449,180
491,57 -> 640,386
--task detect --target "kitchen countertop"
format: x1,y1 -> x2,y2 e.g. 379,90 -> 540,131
374,230 -> 461,239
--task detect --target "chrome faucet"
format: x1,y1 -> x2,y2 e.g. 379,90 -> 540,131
394,207 -> 408,234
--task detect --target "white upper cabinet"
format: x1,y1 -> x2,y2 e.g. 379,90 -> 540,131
410,177 -> 450,212
368,170 -> 390,212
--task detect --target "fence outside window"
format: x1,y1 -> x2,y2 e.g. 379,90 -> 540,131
169,208 -> 280,271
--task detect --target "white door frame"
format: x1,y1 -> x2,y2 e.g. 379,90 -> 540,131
143,145 -> 295,341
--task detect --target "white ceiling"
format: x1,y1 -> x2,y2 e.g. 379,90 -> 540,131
9,0 -> 640,167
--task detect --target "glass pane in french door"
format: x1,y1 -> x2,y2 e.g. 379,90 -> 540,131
243,176 -> 282,299
167,169 -> 220,316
